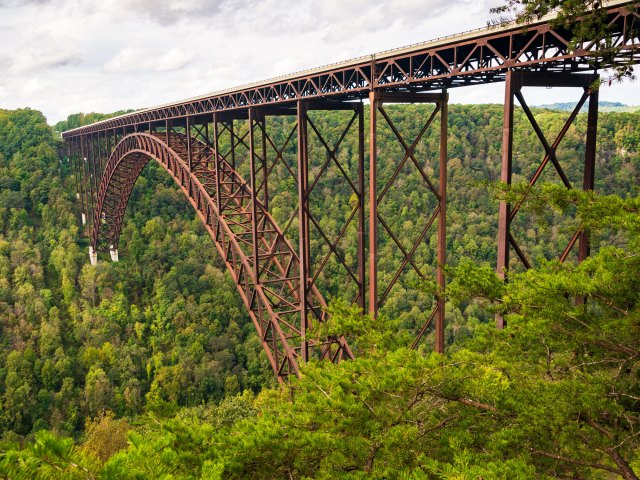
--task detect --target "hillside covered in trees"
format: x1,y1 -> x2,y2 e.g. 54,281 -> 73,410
0,105 -> 638,478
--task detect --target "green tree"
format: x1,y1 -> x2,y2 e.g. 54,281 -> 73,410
490,0 -> 638,80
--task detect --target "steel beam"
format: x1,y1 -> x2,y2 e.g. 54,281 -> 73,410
436,94 -> 448,353
90,135 -> 99,217
72,138 -> 80,201
80,136 -> 90,235
519,72 -> 598,88
357,103 -> 366,311
186,116 -> 192,171
248,108 -> 261,285
579,85 -> 599,262
496,70 -> 515,329
72,139 -> 80,202
260,116 -> 269,211
297,101 -> 311,361
229,120 -> 237,169
368,90 -> 379,316
213,113 -> 223,213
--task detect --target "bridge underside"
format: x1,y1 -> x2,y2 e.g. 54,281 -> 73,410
63,1 -> 640,380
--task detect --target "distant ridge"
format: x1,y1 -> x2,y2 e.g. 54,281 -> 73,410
537,101 -> 640,112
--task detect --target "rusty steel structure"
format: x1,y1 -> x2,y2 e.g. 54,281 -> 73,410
64,1 -> 640,381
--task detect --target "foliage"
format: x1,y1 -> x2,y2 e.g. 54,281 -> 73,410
0,105 -> 638,478
0,108 -> 274,441
81,412 -> 129,462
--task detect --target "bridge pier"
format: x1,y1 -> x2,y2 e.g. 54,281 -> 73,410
81,146 -> 90,237
212,113 -> 223,213
368,91 -> 449,353
87,137 -> 98,240
496,70 -> 599,328
293,99 -> 367,359
109,246 -> 119,262
248,110 -> 270,214
296,101 -> 310,361
89,246 -> 97,266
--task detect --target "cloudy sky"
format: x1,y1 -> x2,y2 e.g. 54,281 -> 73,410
1,0 -> 638,124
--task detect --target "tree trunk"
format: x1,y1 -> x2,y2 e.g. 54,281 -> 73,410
608,449 -> 639,480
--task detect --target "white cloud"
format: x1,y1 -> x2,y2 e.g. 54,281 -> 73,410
310,0 -> 468,40
110,0 -> 224,25
0,0 -> 51,5
0,31 -> 81,75
8,47 -> 80,75
103,47 -> 195,73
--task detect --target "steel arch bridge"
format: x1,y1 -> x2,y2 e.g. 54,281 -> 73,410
63,1 -> 640,382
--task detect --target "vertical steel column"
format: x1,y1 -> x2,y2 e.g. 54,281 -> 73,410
186,116 -> 192,171
260,116 -> 269,211
85,134 -> 92,211
96,132 -> 102,175
88,135 -> 95,225
85,135 -> 94,235
229,120 -> 237,169
89,134 -> 100,227
97,132 -> 104,178
368,91 -> 379,316
70,139 -> 75,200
204,122 -> 211,169
297,101 -> 310,361
579,86 -> 599,262
63,143 -> 68,179
80,136 -> 91,236
248,108 -> 261,283
73,137 -> 81,205
357,102 -> 366,312
102,132 -> 106,174
78,136 -> 87,231
436,94 -> 448,353
496,71 -> 516,329
165,120 -> 170,147
213,113 -> 223,213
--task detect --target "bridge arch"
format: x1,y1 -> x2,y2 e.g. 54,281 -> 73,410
91,132 -> 352,382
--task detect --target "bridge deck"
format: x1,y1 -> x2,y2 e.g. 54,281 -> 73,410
62,0 -> 639,137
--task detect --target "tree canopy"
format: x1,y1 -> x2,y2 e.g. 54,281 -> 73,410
0,103 -> 638,478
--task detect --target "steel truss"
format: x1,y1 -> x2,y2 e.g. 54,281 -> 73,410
496,71 -> 599,328
298,102 -> 366,314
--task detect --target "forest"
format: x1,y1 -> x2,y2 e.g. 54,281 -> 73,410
0,102 -> 638,478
